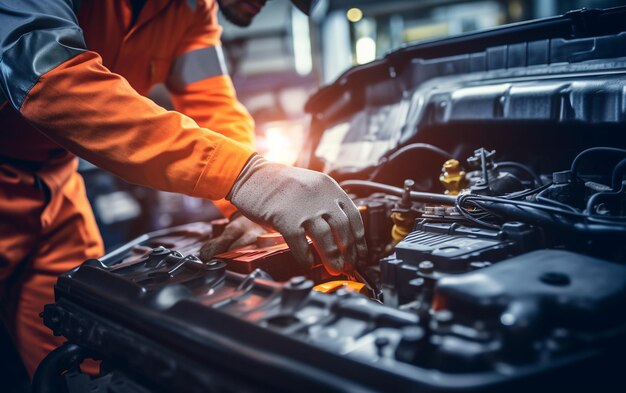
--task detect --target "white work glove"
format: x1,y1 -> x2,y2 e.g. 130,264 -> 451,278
199,214 -> 268,261
227,155 -> 367,275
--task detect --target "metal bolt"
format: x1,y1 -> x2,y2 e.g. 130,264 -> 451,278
289,276 -> 306,286
470,261 -> 490,269
335,288 -> 350,298
409,277 -> 425,288
401,326 -> 424,342
375,336 -> 390,357
434,310 -> 453,326
418,261 -> 434,274
400,179 -> 415,207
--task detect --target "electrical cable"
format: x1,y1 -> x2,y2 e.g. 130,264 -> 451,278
457,185 -> 551,228
570,147 -> 626,180
464,194 -> 626,226
504,183 -> 551,199
343,179 -> 625,225
611,158 -> 626,190
585,158 -> 626,215
343,172 -> 626,233
495,161 -> 542,187
464,194 -> 590,219
536,188 -> 580,213
369,143 -> 455,181
455,194 -> 501,229
382,143 -> 455,163
474,198 -> 626,235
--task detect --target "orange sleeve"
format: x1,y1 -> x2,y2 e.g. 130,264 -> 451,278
20,51 -> 256,200
168,1 -> 255,217
171,75 -> 254,217
176,79 -> 253,218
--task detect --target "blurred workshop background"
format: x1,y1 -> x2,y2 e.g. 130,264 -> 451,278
81,0 -> 625,251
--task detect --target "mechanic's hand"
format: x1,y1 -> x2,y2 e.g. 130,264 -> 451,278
228,155 -> 367,276
199,214 -> 268,261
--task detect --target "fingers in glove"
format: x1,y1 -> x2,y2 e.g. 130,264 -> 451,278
283,228 -> 314,269
199,237 -> 232,261
229,225 -> 266,250
199,220 -> 245,261
304,218 -> 345,276
324,208 -> 357,273
338,199 -> 368,262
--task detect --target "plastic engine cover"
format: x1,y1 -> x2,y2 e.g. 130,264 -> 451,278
41,225 -> 626,393
436,249 -> 626,331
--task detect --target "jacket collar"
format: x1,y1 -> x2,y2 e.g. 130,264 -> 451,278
128,0 -> 171,35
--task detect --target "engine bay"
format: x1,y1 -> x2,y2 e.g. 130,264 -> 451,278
41,144 -> 626,392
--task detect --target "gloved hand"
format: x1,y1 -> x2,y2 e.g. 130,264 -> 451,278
228,155 -> 367,275
199,213 -> 268,261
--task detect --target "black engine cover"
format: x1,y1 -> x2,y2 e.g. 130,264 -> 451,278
41,226 -> 626,393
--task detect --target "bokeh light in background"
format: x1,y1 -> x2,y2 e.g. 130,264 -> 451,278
355,36 -> 376,64
292,8 -> 313,75
317,0 -> 626,85
346,7 -> 363,22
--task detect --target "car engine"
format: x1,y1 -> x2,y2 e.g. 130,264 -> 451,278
38,7 -> 626,393
38,143 -> 626,392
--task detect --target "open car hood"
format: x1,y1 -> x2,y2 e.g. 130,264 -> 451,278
300,6 -> 626,173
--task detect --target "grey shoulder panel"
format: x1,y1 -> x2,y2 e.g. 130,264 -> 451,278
186,0 -> 197,11
167,45 -> 228,92
0,0 -> 86,109
0,27 -> 85,109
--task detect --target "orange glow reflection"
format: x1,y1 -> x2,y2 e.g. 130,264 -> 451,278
257,121 -> 305,166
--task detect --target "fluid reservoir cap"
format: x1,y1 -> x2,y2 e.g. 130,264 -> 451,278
443,159 -> 461,173
313,280 -> 367,294
440,159 -> 468,195
256,232 -> 286,248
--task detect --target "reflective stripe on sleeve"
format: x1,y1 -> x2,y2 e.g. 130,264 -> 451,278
167,45 -> 228,92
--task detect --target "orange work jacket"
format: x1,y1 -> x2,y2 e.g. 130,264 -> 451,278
0,0 -> 256,218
